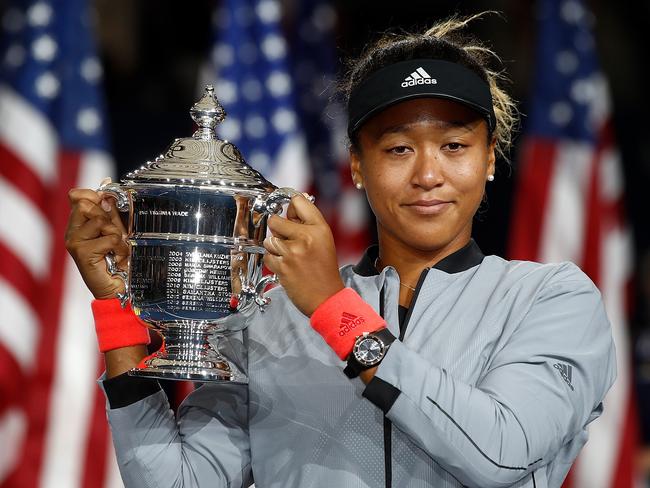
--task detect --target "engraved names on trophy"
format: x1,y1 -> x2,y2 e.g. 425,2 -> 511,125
165,248 -> 231,314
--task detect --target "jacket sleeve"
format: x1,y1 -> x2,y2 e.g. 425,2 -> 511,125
104,380 -> 252,488
362,264 -> 617,488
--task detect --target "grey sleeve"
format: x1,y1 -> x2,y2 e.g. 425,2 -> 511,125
364,265 -> 617,488
105,381 -> 252,488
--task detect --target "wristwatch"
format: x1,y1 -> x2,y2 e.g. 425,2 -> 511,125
344,328 -> 396,379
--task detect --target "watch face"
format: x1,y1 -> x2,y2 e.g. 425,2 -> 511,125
354,336 -> 384,366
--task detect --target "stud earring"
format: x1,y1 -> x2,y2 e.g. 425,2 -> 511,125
355,182 -> 363,190
487,175 -> 495,182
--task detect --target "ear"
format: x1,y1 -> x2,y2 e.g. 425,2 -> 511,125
350,148 -> 363,186
487,136 -> 497,178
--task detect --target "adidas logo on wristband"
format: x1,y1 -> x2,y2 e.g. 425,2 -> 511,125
338,312 -> 365,336
401,67 -> 437,87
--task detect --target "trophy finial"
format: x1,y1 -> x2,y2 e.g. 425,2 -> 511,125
191,84 -> 227,140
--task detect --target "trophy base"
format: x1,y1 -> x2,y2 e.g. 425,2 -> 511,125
128,352 -> 248,383
127,322 -> 248,383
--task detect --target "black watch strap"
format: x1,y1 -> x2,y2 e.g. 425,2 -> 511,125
344,328 -> 396,379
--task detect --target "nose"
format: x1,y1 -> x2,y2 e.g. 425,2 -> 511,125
411,146 -> 444,190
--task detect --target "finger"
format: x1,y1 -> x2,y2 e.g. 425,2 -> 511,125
263,252 -> 282,276
285,194 -> 323,225
67,197 -> 111,230
68,188 -> 103,206
72,217 -> 116,242
76,234 -> 128,260
263,235 -> 289,256
267,214 -> 304,240
102,198 -> 128,234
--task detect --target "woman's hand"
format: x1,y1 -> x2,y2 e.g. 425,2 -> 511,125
64,188 -> 129,300
263,194 -> 344,317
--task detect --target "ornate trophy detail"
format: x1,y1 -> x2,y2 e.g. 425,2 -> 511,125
99,85 -> 300,382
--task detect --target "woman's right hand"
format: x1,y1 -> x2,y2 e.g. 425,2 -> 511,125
64,188 -> 129,300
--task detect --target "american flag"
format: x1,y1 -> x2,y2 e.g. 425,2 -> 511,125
0,0 -> 122,487
509,0 -> 637,486
204,0 -> 369,264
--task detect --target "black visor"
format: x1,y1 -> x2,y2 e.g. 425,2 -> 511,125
347,59 -> 496,137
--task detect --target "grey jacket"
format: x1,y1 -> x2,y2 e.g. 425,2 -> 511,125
103,242 -> 616,488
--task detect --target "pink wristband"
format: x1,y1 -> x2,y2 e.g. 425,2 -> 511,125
310,288 -> 385,360
91,299 -> 150,353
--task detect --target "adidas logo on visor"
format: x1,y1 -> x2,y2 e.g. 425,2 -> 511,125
401,67 -> 438,87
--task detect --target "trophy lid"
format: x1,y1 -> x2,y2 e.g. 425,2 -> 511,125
123,85 -> 276,194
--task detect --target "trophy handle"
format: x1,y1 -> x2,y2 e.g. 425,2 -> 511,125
98,182 -> 131,211
105,252 -> 130,307
252,187 -> 315,215
98,182 -> 131,307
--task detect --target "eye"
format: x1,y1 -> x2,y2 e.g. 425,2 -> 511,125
387,145 -> 412,155
444,142 -> 466,152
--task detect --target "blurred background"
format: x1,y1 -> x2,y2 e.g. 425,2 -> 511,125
0,0 -> 649,487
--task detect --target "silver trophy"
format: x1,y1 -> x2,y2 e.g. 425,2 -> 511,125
100,85 -> 299,383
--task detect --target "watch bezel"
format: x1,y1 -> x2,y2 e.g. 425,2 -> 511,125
352,333 -> 387,367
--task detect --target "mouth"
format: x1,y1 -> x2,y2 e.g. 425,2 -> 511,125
403,199 -> 453,215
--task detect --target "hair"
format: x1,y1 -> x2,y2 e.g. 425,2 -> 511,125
341,12 -> 518,161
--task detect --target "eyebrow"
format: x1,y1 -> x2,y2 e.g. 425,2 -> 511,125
378,117 -> 478,138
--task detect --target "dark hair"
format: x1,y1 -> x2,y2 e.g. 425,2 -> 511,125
342,13 -> 518,160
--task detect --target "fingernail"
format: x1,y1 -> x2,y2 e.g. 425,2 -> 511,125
101,199 -> 112,212
99,176 -> 112,186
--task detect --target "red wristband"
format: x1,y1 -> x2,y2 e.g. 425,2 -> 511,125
310,288 -> 385,360
91,299 -> 150,353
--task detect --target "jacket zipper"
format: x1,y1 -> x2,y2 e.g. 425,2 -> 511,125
382,268 -> 429,488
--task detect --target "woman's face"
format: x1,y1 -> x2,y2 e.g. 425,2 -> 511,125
350,98 -> 496,255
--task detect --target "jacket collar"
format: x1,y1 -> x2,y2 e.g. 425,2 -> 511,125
352,239 -> 485,277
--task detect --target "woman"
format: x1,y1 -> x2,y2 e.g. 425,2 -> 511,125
65,14 -> 616,488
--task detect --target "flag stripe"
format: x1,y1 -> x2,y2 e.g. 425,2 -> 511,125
81,359 -> 111,488
0,278 -> 39,370
0,243 -> 41,311
5,152 -> 81,488
0,177 -> 52,278
508,139 -> 557,260
0,86 -> 57,185
0,144 -> 49,216
0,344 -> 24,413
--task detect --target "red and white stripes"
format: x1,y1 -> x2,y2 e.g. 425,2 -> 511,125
0,85 -> 122,488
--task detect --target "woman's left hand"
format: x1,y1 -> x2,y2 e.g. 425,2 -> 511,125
263,194 -> 344,317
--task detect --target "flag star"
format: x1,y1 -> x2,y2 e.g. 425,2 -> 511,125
81,57 -> 103,83
245,115 -> 267,138
271,108 -> 296,133
261,33 -> 286,60
249,151 -> 271,172
212,43 -> 234,66
213,8 -> 231,29
256,0 -> 280,24
266,70 -> 291,97
27,2 -> 53,27
215,79 -> 238,104
4,43 -> 26,68
238,42 -> 258,64
299,22 -> 320,43
574,31 -> 594,52
32,34 -> 58,62
35,71 -> 60,98
77,108 -> 102,134
571,78 -> 595,104
2,8 -> 25,33
312,4 -> 336,32
219,118 -> 241,141
235,5 -> 255,26
555,50 -> 578,74
242,78 -> 262,101
549,101 -> 573,126
560,0 -> 585,24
